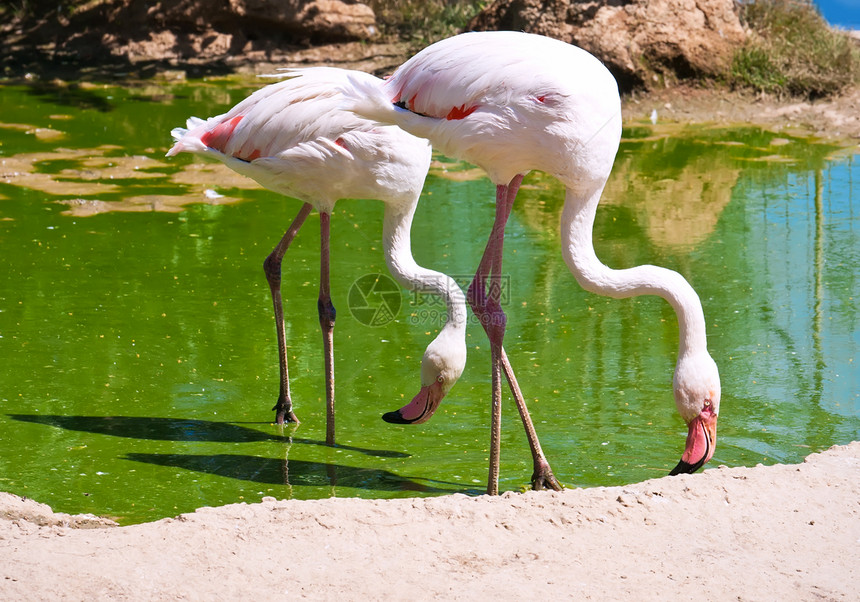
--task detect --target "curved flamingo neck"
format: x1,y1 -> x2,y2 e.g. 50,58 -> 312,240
382,203 -> 468,336
560,186 -> 709,358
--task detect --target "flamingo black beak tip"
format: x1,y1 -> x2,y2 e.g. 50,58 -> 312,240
382,410 -> 412,424
669,458 -> 704,476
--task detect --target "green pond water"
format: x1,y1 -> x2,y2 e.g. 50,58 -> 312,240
0,79 -> 858,524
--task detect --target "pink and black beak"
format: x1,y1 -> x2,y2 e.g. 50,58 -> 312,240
382,380 -> 446,425
670,409 -> 718,475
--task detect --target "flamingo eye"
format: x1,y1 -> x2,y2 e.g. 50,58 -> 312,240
436,376 -> 444,384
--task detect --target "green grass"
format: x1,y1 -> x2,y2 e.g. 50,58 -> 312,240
732,0 -> 860,97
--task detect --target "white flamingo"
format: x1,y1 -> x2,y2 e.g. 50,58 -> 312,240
345,31 -> 721,493
167,67 -> 468,446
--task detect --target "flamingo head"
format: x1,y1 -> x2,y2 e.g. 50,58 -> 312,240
669,350 -> 720,476
382,330 -> 466,425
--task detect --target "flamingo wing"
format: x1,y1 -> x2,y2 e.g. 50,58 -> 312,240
167,67 -> 411,207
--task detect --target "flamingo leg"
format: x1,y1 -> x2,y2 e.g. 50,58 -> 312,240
264,202 -> 313,425
318,212 -> 337,446
467,176 -> 519,495
468,175 -> 560,494
500,349 -> 561,491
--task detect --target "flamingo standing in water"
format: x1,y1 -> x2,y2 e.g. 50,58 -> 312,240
346,31 -> 721,493
167,67 -> 469,445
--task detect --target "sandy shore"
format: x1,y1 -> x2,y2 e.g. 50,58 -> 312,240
1,441 -> 857,600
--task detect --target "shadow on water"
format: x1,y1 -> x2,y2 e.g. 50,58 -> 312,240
7,415 -> 409,458
22,81 -> 116,112
123,452 -> 461,494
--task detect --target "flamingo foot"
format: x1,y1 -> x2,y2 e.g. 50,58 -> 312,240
273,396 -> 300,425
531,459 -> 562,491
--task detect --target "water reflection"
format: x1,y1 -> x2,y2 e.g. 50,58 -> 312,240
0,81 -> 857,524
23,80 -> 115,113
603,135 -> 737,250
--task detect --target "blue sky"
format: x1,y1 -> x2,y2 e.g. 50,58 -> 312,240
813,0 -> 860,29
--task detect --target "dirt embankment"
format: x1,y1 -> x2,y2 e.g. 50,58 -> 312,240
623,83 -> 860,143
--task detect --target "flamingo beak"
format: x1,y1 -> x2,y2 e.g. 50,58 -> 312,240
382,380 -> 446,425
669,410 -> 718,475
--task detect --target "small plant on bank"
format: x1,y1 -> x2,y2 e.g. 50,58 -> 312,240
732,0 -> 860,98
